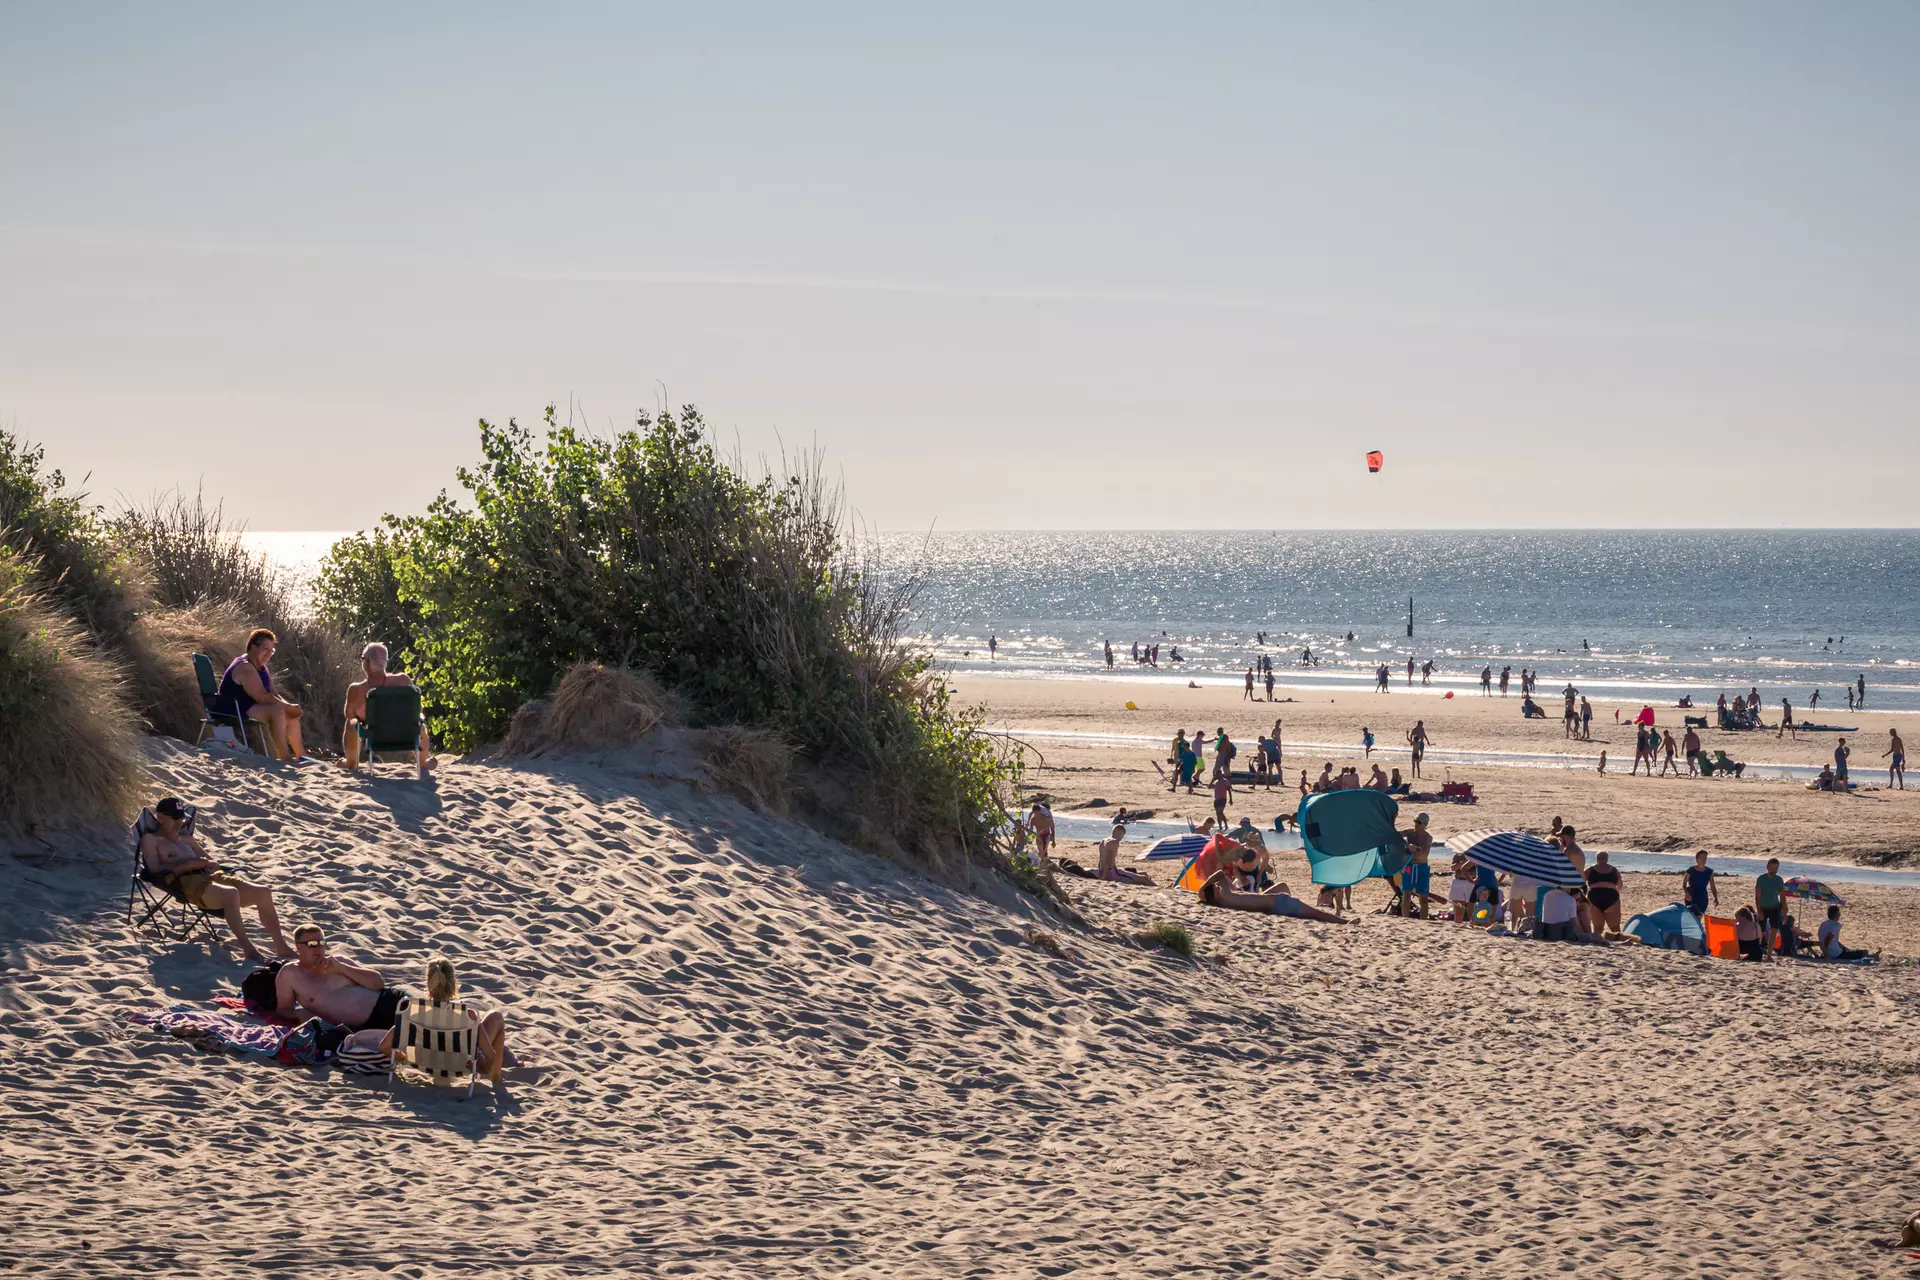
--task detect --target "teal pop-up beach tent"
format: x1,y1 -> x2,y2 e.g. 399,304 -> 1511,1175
1296,790 -> 1410,888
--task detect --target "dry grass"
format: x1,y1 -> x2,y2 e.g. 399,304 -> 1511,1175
501,664 -> 681,757
122,601 -> 252,741
113,490 -> 356,750
698,725 -> 793,813
0,551 -> 145,833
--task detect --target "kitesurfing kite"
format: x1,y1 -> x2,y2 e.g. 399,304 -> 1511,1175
1366,450 -> 1384,473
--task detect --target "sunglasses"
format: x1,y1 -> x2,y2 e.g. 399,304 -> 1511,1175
298,938 -> 327,948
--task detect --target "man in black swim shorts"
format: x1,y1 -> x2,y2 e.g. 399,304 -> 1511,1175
275,925 -> 406,1029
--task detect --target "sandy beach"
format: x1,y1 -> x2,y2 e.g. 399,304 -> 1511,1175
956,674 -> 1920,875
4,731 -> 1919,1278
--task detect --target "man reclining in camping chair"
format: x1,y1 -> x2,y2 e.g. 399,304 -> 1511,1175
138,796 -> 296,962
341,642 -> 436,778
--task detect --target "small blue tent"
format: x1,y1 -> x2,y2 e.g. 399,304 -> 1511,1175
1624,904 -> 1706,954
1297,790 -> 1410,888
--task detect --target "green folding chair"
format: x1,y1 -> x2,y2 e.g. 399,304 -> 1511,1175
357,685 -> 428,775
192,653 -> 267,753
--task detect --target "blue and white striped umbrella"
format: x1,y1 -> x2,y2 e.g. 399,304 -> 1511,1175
1137,832 -> 1211,862
1444,830 -> 1585,887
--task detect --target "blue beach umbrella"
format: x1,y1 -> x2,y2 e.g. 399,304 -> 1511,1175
1137,832 -> 1210,862
1444,829 -> 1585,888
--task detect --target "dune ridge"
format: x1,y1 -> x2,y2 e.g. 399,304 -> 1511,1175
1,738 -> 1916,1277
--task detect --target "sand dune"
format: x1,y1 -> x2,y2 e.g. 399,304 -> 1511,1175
3,737 -> 1917,1277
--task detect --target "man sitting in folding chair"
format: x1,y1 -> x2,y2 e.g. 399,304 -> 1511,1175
136,796 -> 295,962
341,642 -> 435,778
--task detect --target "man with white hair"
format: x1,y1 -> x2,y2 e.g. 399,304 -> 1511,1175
341,642 -> 434,775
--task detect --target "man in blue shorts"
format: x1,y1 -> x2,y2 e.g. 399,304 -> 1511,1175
1398,812 -> 1434,919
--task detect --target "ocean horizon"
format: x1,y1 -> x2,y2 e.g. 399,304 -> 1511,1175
246,528 -> 1920,711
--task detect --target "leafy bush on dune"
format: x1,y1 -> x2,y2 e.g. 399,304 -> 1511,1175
316,407 -> 1024,881
0,548 -> 145,833
0,429 -> 144,645
114,489 -> 356,748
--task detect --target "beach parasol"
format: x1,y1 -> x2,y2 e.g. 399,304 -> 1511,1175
1783,876 -> 1845,906
1443,830 -> 1585,887
1138,832 -> 1210,862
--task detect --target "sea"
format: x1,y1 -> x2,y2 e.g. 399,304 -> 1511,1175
250,529 -> 1920,711
873,530 -> 1920,713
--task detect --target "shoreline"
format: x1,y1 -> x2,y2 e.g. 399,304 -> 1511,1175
943,662 -> 1920,713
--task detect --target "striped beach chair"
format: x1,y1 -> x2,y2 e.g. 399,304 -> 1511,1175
388,998 -> 481,1097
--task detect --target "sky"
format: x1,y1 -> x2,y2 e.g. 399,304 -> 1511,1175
3,2 -> 1918,530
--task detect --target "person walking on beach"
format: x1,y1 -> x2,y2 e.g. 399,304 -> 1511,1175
1499,666 -> 1511,697
1683,724 -> 1702,775
1683,850 -> 1719,921
988,635 -> 998,661
1857,674 -> 1866,708
1480,665 -> 1493,695
1407,657 -> 1415,687
1361,726 -> 1374,758
1834,737 -> 1851,789
1659,729 -> 1680,777
1211,766 -> 1232,827
1104,640 -> 1114,669
1885,728 -> 1905,789
1264,667 -> 1275,701
1580,697 -> 1593,740
1779,698 -> 1796,739
1170,731 -> 1190,793
1420,660 -> 1433,685
1407,720 -> 1430,779
1244,667 -> 1256,701
1809,688 -> 1820,714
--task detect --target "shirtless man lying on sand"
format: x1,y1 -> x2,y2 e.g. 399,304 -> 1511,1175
1199,870 -> 1353,923
139,796 -> 295,961
341,642 -> 435,777
275,925 -> 407,1033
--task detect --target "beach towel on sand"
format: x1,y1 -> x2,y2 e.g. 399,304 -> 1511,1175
122,1007 -> 345,1064
122,1008 -> 284,1057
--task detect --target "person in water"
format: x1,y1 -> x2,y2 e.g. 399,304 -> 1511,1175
214,628 -> 305,760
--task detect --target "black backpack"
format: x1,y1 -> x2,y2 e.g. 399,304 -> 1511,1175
240,959 -> 288,1014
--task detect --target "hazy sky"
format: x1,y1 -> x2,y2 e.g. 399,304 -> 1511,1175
4,3 -> 1917,530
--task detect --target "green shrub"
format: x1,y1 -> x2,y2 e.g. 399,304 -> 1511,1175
0,429 -> 142,645
316,406 -> 1022,878
0,548 -> 144,832
313,523 -> 419,667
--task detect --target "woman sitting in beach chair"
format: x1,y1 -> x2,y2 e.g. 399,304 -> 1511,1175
345,957 -> 511,1090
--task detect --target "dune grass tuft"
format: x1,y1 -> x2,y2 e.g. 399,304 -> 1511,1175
1135,922 -> 1196,957
113,489 -> 356,748
500,663 -> 681,757
0,549 -> 145,833
699,724 -> 792,813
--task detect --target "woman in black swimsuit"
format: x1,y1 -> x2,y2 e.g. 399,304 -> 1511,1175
1584,848 -> 1623,935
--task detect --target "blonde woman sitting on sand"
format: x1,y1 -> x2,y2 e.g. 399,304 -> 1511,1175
346,958 -> 512,1084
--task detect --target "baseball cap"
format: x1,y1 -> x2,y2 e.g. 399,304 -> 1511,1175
155,796 -> 188,819
1414,812 -> 1430,825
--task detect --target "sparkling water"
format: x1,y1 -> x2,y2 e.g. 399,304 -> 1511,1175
878,530 -> 1920,711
